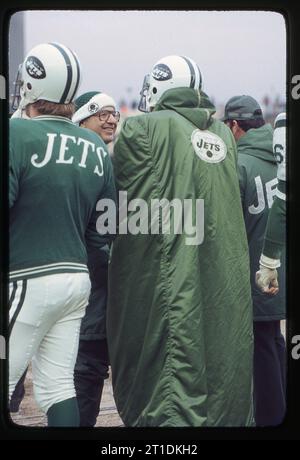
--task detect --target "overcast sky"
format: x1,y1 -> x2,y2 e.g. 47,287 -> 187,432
9,10 -> 286,107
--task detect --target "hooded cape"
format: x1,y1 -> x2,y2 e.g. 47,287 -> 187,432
107,88 -> 253,427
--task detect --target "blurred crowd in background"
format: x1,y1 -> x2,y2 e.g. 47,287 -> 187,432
118,89 -> 285,123
110,90 -> 286,153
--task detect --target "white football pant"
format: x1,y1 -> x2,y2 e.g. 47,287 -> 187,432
9,272 -> 91,414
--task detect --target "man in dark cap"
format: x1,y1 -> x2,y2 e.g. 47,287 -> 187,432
223,95 -> 286,426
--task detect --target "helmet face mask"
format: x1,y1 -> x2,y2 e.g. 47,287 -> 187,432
138,55 -> 202,112
12,42 -> 81,115
138,74 -> 150,112
11,64 -> 23,112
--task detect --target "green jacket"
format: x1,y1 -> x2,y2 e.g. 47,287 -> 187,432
79,244 -> 109,340
263,192 -> 286,259
263,113 -> 286,259
107,88 -> 253,427
237,124 -> 285,321
9,115 -> 116,281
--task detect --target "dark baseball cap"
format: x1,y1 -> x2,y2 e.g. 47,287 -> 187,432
222,95 -> 263,121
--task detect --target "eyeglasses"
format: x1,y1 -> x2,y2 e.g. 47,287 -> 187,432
97,110 -> 120,123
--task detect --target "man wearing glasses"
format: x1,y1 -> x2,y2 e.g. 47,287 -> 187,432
71,92 -> 119,426
72,91 -> 120,145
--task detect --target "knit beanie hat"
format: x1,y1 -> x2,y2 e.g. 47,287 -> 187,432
72,91 -> 117,124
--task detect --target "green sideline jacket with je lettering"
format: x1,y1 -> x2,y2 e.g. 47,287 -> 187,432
107,88 -> 254,427
237,124 -> 286,321
9,115 -> 116,282
262,113 -> 286,260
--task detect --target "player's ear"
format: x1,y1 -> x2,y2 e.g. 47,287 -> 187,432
232,120 -> 240,133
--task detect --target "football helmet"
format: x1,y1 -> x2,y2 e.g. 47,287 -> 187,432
11,42 -> 81,113
138,55 -> 202,112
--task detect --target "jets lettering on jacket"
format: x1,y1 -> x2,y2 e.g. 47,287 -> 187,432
248,176 -> 278,215
31,132 -> 107,176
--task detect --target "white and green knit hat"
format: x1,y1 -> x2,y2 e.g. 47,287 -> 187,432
72,91 -> 116,124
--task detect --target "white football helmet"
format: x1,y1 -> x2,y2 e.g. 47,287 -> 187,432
11,42 -> 81,114
138,55 -> 202,112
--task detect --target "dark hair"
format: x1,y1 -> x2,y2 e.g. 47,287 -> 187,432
227,118 -> 265,132
26,100 -> 75,119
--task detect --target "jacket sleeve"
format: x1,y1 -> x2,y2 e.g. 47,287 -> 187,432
9,154 -> 19,208
9,121 -> 23,208
262,185 -> 286,259
263,111 -> 286,259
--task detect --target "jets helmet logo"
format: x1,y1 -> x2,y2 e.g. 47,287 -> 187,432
25,56 -> 46,79
152,64 -> 172,81
88,103 -> 99,113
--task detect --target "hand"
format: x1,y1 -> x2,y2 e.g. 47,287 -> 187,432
255,265 -> 279,295
256,254 -> 280,295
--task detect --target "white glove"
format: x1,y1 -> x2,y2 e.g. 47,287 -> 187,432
255,254 -> 280,295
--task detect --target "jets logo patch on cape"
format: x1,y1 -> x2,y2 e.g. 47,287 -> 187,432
152,64 -> 172,81
25,56 -> 46,79
191,130 -> 227,163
